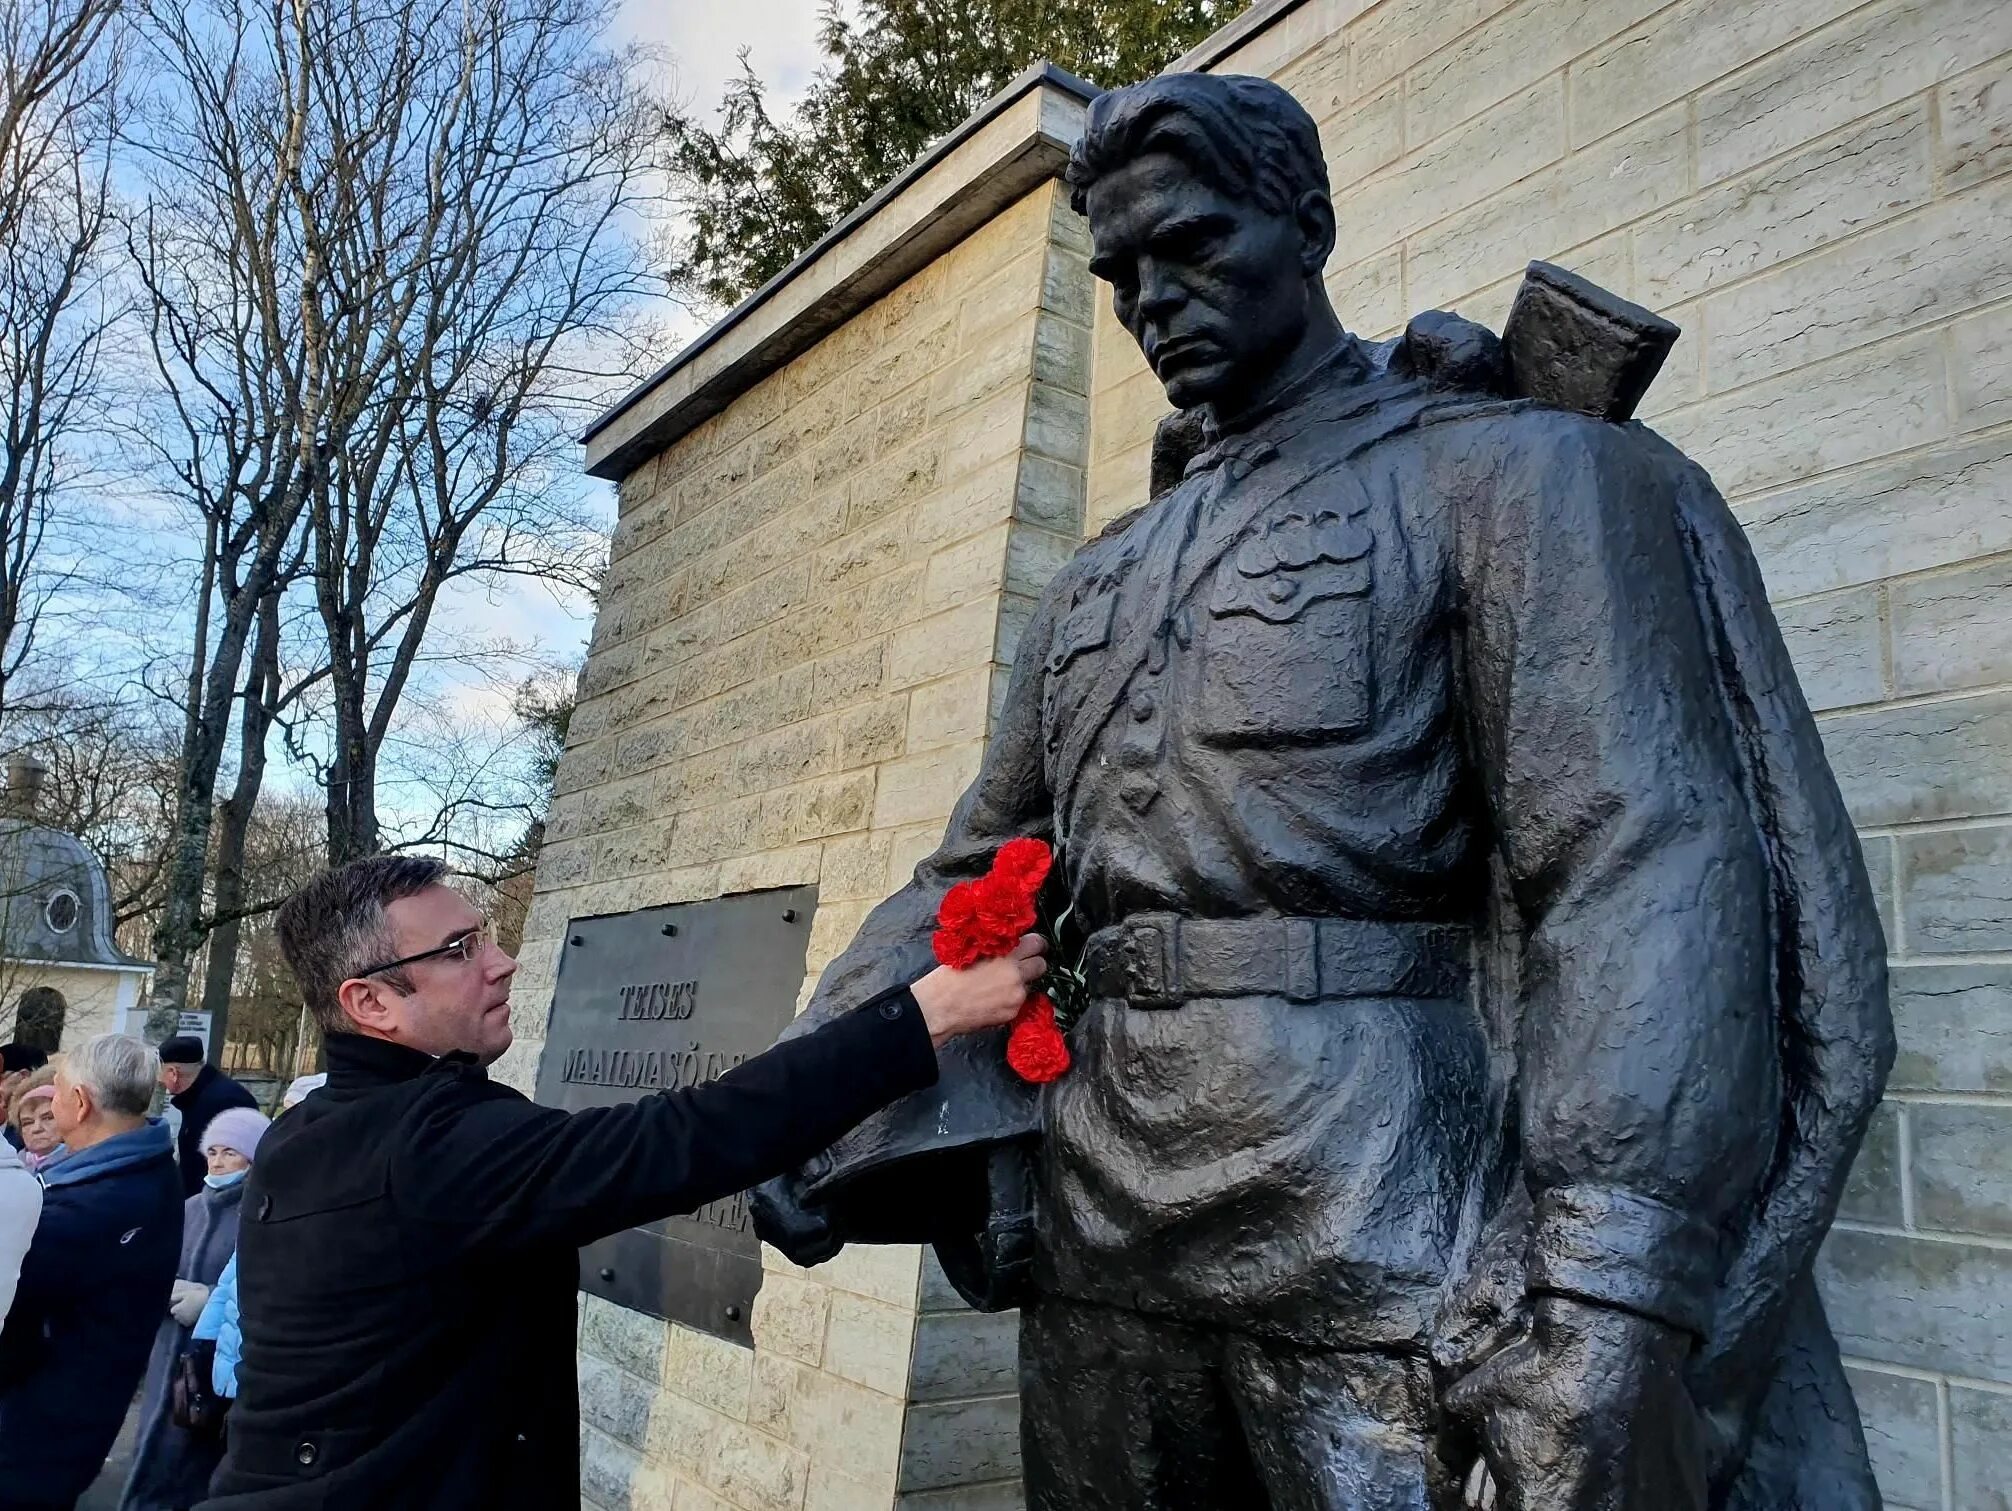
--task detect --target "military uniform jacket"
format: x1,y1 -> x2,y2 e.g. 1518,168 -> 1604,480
777,339 -> 1800,1359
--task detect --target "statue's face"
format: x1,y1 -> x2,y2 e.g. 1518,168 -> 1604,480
1085,151 -> 1314,411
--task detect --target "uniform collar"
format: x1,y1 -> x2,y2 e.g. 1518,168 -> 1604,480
1188,338 -> 1375,479
324,1032 -> 480,1090
1202,338 -> 1372,443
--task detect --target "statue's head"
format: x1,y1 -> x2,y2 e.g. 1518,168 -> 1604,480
1067,74 -> 1336,412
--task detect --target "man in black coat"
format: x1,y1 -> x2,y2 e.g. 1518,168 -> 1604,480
158,1036 -> 258,1198
200,853 -> 1042,1510
0,1033 -> 182,1511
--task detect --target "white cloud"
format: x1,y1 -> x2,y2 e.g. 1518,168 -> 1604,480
616,0 -> 836,115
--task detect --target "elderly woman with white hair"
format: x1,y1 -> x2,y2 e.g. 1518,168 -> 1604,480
120,1104 -> 271,1511
0,1033 -> 182,1510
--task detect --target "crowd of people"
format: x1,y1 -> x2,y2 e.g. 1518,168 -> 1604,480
0,852 -> 1038,1510
0,1031 -> 305,1511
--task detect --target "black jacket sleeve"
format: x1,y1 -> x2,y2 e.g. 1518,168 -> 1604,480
388,985 -> 939,1253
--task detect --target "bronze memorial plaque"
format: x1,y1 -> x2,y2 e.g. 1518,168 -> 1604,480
536,884 -> 816,1345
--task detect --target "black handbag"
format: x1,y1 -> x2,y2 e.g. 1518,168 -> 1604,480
171,1338 -> 229,1439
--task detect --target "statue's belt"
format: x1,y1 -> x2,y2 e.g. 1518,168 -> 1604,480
1081,914 -> 1471,1009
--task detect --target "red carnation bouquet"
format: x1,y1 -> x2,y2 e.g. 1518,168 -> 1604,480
932,837 -> 1072,1083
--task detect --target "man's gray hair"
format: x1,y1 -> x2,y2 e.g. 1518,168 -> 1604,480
1066,73 -> 1329,219
276,854 -> 450,1036
64,1033 -> 158,1118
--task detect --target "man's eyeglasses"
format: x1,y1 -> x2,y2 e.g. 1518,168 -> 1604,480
355,922 -> 496,981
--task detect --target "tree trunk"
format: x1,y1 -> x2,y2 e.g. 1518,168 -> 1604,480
197,590 -> 282,1061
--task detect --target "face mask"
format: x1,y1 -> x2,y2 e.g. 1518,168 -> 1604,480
203,1168 -> 248,1191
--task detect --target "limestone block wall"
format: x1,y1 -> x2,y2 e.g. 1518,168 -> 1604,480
502,175 -> 1092,1511
1083,3 -> 2012,1505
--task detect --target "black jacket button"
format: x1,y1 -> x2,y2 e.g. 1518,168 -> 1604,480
295,1441 -> 317,1467
878,999 -> 904,1022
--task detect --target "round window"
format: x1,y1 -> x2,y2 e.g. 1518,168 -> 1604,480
44,889 -> 78,934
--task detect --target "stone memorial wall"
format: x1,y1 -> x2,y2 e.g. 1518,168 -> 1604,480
515,2 -> 2012,1506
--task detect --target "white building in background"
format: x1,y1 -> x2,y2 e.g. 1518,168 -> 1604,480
0,757 -> 152,1052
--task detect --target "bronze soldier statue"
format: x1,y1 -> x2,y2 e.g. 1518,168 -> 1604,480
754,73 -> 1893,1511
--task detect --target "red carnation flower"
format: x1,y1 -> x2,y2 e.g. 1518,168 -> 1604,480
971,873 -> 1036,955
931,837 -> 1070,1083
993,837 -> 1052,895
932,880 -> 987,969
1005,995 -> 1070,1083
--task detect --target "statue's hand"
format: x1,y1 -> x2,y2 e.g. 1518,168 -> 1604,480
1444,1295 -> 1706,1511
748,1175 -> 843,1267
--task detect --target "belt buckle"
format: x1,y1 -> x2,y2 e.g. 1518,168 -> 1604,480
1124,919 -> 1178,1009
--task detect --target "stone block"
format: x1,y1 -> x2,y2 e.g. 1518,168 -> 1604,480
1635,103 -> 1932,308
1025,381 -> 1088,469
807,1464 -> 902,1511
823,1291 -> 919,1396
718,844 -> 823,897
834,698 -> 909,769
1086,441 -> 1152,537
1818,1227 -> 2012,1382
908,668 -> 992,754
1771,587 -> 1885,711
1912,1103 -> 2012,1238
1093,367 -> 1173,471
811,644 -> 887,715
899,1396 -> 1022,1493
1332,77 -> 1565,267
1348,0 -> 1516,95
1822,690 -> 2012,828
1032,312 -> 1090,398
1407,105 -> 1688,315
748,1353 -> 803,1436
1942,56 -> 2012,193
782,1366 -> 909,1487
581,1421 -> 645,1510
786,770 -> 878,843
1325,247 -> 1406,341
1696,0 -> 2012,184
1845,1366 -> 1943,1511
1569,0 -> 1858,148
934,312 -> 1040,423
1004,526 -> 1073,602
886,601 -> 1001,691
751,1273 -> 830,1365
1040,244 -> 1094,331
921,526 -> 1010,616
1412,0 -> 1667,144
871,744 -> 983,829
1658,331 -> 1948,500
917,454 -> 1018,550
910,1308 -> 1019,1402
1704,178 -> 2012,391
818,514 -> 918,596
1951,1384 -> 2012,1511
659,1324 -> 756,1424
1890,556 -> 2012,697
578,1350 -> 652,1451
1274,34 -> 1351,126
1317,82 -> 1403,194
1013,454 -> 1083,536
1736,431 -> 2012,598
1954,302 -> 2012,435
1839,1100 -> 1905,1228
645,1392 -> 809,1511
1899,823 -> 2012,954
807,896 -> 874,970
1889,963 -> 2012,1095
1861,831 -> 1897,948
818,1242 -> 924,1309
